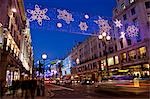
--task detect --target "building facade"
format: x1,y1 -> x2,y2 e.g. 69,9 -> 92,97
71,0 -> 150,81
61,55 -> 72,80
0,0 -> 33,86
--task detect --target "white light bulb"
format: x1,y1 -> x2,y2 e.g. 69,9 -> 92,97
57,23 -> 62,28
85,14 -> 89,19
102,32 -> 107,37
98,35 -> 103,40
42,54 -> 47,60
106,35 -> 111,40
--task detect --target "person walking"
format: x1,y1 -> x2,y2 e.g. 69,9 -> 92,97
0,80 -> 4,99
12,80 -> 16,98
41,79 -> 45,96
36,80 -> 41,96
30,79 -> 37,99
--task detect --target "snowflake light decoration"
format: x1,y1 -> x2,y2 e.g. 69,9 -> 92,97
114,19 -> 123,28
94,16 -> 111,33
27,5 -> 50,26
120,31 -> 126,39
79,22 -> 88,31
126,25 -> 139,37
57,9 -> 74,24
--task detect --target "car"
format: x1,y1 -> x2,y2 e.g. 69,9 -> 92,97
81,80 -> 93,85
111,75 -> 134,80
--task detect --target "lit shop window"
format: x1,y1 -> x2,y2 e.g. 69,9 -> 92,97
14,71 -> 19,80
129,50 -> 136,61
121,53 -> 127,62
138,47 -> 146,59
107,57 -> 114,66
115,56 -> 119,64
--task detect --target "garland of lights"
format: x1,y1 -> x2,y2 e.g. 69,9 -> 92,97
26,4 -> 140,39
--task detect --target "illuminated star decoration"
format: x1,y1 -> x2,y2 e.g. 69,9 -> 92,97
120,32 -> 126,39
114,19 -> 123,28
57,9 -> 74,24
27,5 -> 50,26
126,25 -> 139,37
94,16 -> 111,33
79,22 -> 88,31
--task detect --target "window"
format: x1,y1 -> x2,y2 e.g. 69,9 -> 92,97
145,2 -> 150,9
131,7 -> 136,15
120,39 -> 124,48
121,3 -> 126,10
129,50 -> 136,61
127,38 -> 132,45
99,52 -> 102,57
93,62 -> 97,69
99,43 -> 101,48
109,46 -> 114,53
108,57 -> 114,66
103,50 -> 106,56
138,47 -> 146,59
121,53 -> 127,62
115,56 -> 119,64
148,13 -> 150,22
123,14 -> 127,20
133,18 -> 138,26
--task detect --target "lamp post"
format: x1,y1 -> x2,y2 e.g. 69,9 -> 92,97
98,32 -> 111,78
41,53 -> 47,96
42,53 -> 47,79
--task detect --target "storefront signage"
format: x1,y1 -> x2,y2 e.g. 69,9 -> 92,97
118,69 -> 129,72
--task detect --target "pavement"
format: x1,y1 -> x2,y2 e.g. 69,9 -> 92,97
2,82 -> 150,99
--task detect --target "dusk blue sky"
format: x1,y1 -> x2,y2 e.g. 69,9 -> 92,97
24,0 -> 116,61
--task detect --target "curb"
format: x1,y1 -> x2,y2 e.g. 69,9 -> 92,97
48,90 -> 55,98
95,87 -> 149,97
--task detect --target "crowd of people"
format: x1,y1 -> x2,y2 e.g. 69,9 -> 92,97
0,78 -> 45,99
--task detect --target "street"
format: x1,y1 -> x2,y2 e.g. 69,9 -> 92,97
46,83 -> 150,99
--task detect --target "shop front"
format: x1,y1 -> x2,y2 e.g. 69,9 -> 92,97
124,63 -> 150,78
6,67 -> 20,87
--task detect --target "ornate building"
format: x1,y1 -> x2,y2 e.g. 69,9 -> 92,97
0,0 -> 33,86
70,0 -> 150,81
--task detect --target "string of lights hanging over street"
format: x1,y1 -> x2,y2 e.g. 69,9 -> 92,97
25,4 -> 140,39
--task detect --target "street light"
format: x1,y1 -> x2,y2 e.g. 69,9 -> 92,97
42,53 -> 47,60
41,53 -> 47,96
41,53 -> 47,79
98,32 -> 111,78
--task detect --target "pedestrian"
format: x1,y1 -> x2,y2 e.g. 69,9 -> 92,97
41,79 -> 45,96
12,80 -> 16,98
36,80 -> 41,96
0,80 -> 4,99
30,79 -> 37,99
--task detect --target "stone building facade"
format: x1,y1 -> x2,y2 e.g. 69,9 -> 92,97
70,0 -> 150,81
0,0 -> 33,86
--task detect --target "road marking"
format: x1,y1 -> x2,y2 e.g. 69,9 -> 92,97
49,84 -> 74,91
